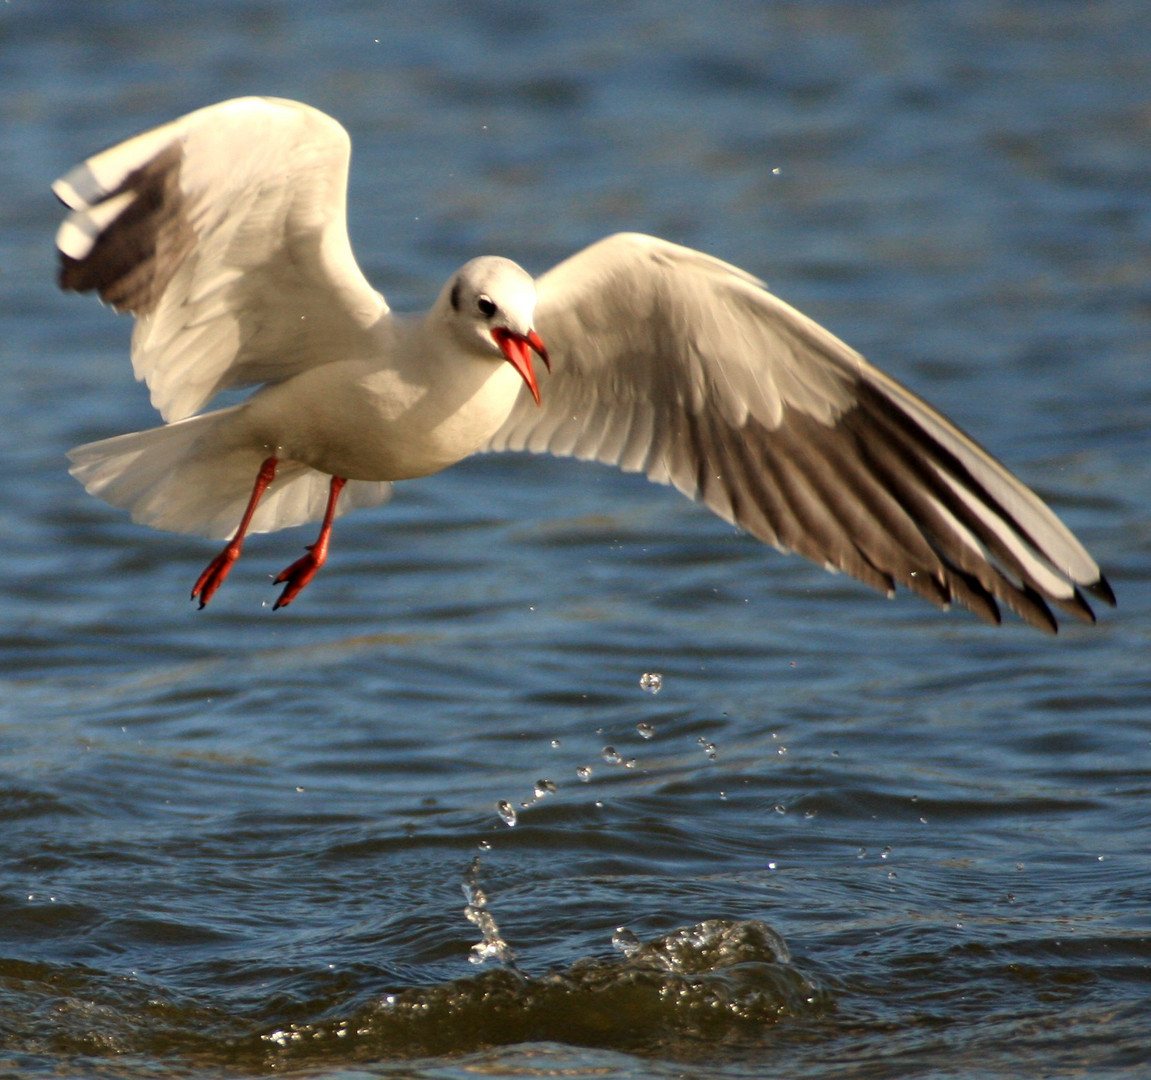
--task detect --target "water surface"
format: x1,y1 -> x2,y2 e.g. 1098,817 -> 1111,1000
1,3 -> 1149,1078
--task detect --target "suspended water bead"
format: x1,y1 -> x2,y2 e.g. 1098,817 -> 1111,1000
576,765 -> 592,782
611,926 -> 641,957
636,722 -> 655,740
639,672 -> 663,694
601,746 -> 621,764
534,778 -> 557,798
496,801 -> 517,827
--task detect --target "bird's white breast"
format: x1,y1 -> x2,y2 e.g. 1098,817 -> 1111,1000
244,353 -> 525,482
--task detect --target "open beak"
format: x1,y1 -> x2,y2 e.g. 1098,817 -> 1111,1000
492,327 -> 551,406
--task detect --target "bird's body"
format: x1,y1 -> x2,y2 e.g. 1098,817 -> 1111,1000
55,96 -> 1113,629
239,314 -> 527,482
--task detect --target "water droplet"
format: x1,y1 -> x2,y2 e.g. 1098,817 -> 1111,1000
639,672 -> 663,695
857,847 -> 867,859
576,765 -> 592,782
623,757 -> 637,769
602,746 -> 620,764
880,846 -> 892,859
831,750 -> 840,758
887,871 -> 897,880
803,809 -> 817,820
777,746 -> 788,755
612,926 -> 641,957
636,722 -> 655,740
697,736 -> 717,760
550,739 -> 561,748
719,790 -> 727,800
534,778 -> 557,799
1015,862 -> 1024,872
496,801 -> 517,827
773,803 -> 786,815
477,840 -> 491,851
767,861 -> 777,870
462,856 -> 515,966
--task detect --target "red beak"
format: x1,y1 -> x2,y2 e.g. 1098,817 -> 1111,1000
492,327 -> 550,406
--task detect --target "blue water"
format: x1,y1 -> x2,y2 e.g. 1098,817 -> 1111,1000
1,2 -> 1149,1077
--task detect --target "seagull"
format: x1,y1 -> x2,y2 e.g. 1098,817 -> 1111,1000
54,97 -> 1113,631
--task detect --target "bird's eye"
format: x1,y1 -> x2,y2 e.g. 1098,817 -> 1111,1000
476,295 -> 497,318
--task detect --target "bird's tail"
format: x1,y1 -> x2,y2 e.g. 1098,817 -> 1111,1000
68,406 -> 392,541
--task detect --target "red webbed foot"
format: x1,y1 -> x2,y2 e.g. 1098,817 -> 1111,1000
272,546 -> 324,610
190,455 -> 279,610
270,475 -> 346,611
191,542 -> 242,609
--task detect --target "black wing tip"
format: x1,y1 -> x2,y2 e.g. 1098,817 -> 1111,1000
54,139 -> 187,313
1086,573 -> 1117,609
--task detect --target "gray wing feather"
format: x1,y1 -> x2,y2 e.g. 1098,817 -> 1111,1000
484,233 -> 1112,631
54,97 -> 387,422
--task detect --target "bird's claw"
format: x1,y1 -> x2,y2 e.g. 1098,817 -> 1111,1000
272,545 -> 322,610
191,544 -> 241,609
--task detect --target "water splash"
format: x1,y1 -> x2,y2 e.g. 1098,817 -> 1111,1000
322,918 -> 823,1061
461,856 -> 516,967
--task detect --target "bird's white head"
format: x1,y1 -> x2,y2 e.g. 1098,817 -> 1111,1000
439,256 -> 550,405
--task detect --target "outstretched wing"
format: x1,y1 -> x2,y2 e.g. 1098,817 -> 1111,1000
54,97 -> 387,422
485,233 -> 1113,632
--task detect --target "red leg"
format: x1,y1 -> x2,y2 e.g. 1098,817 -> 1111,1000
272,476 -> 347,610
191,456 -> 278,609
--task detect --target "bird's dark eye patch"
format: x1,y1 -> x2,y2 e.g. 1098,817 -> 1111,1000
477,295 -> 497,318
450,279 -> 462,312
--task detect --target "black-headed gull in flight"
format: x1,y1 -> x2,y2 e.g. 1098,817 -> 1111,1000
54,97 -> 1112,630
